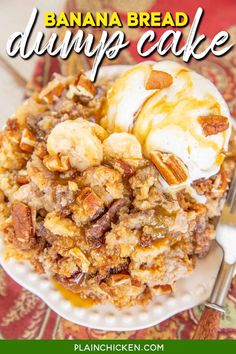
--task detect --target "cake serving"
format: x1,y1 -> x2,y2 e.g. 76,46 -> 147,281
0,61 -> 235,308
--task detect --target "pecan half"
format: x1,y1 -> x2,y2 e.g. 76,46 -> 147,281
11,201 -> 36,250
198,115 -> 229,136
146,70 -> 173,90
150,151 -> 188,185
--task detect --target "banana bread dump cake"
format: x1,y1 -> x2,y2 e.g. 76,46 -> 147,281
0,62 -> 235,308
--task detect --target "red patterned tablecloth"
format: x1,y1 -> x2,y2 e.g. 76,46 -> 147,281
0,0 -> 236,339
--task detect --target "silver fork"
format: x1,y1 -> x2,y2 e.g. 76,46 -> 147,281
193,168 -> 236,339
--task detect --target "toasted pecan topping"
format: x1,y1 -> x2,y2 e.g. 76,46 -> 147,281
43,155 -> 70,172
69,247 -> 90,272
19,128 -> 36,153
150,151 -> 188,185
146,70 -> 173,90
215,167 -> 228,191
39,81 -> 65,104
86,198 -> 129,247
34,142 -> 48,159
7,118 -> 19,132
68,181 -> 78,192
16,174 -> 30,185
198,115 -> 229,136
0,190 -> 4,203
110,274 -> 130,286
77,74 -> 96,97
2,66 -> 235,309
109,159 -> 134,178
78,187 -> 104,218
67,74 -> 96,101
192,178 -> 213,196
151,284 -> 173,295
11,201 -> 35,250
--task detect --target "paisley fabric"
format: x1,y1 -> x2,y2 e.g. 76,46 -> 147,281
0,0 -> 236,340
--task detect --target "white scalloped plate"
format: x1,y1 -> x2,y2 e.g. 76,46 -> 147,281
0,65 -> 223,331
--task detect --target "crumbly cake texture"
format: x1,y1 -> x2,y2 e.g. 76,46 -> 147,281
0,71 -> 235,308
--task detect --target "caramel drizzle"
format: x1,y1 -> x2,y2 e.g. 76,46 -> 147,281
133,69 -> 223,154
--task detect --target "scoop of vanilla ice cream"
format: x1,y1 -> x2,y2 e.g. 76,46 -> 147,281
47,118 -> 107,171
103,61 -> 232,185
102,63 -> 155,132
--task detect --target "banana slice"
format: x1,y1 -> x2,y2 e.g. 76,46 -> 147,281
47,118 -> 106,171
103,132 -> 142,164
